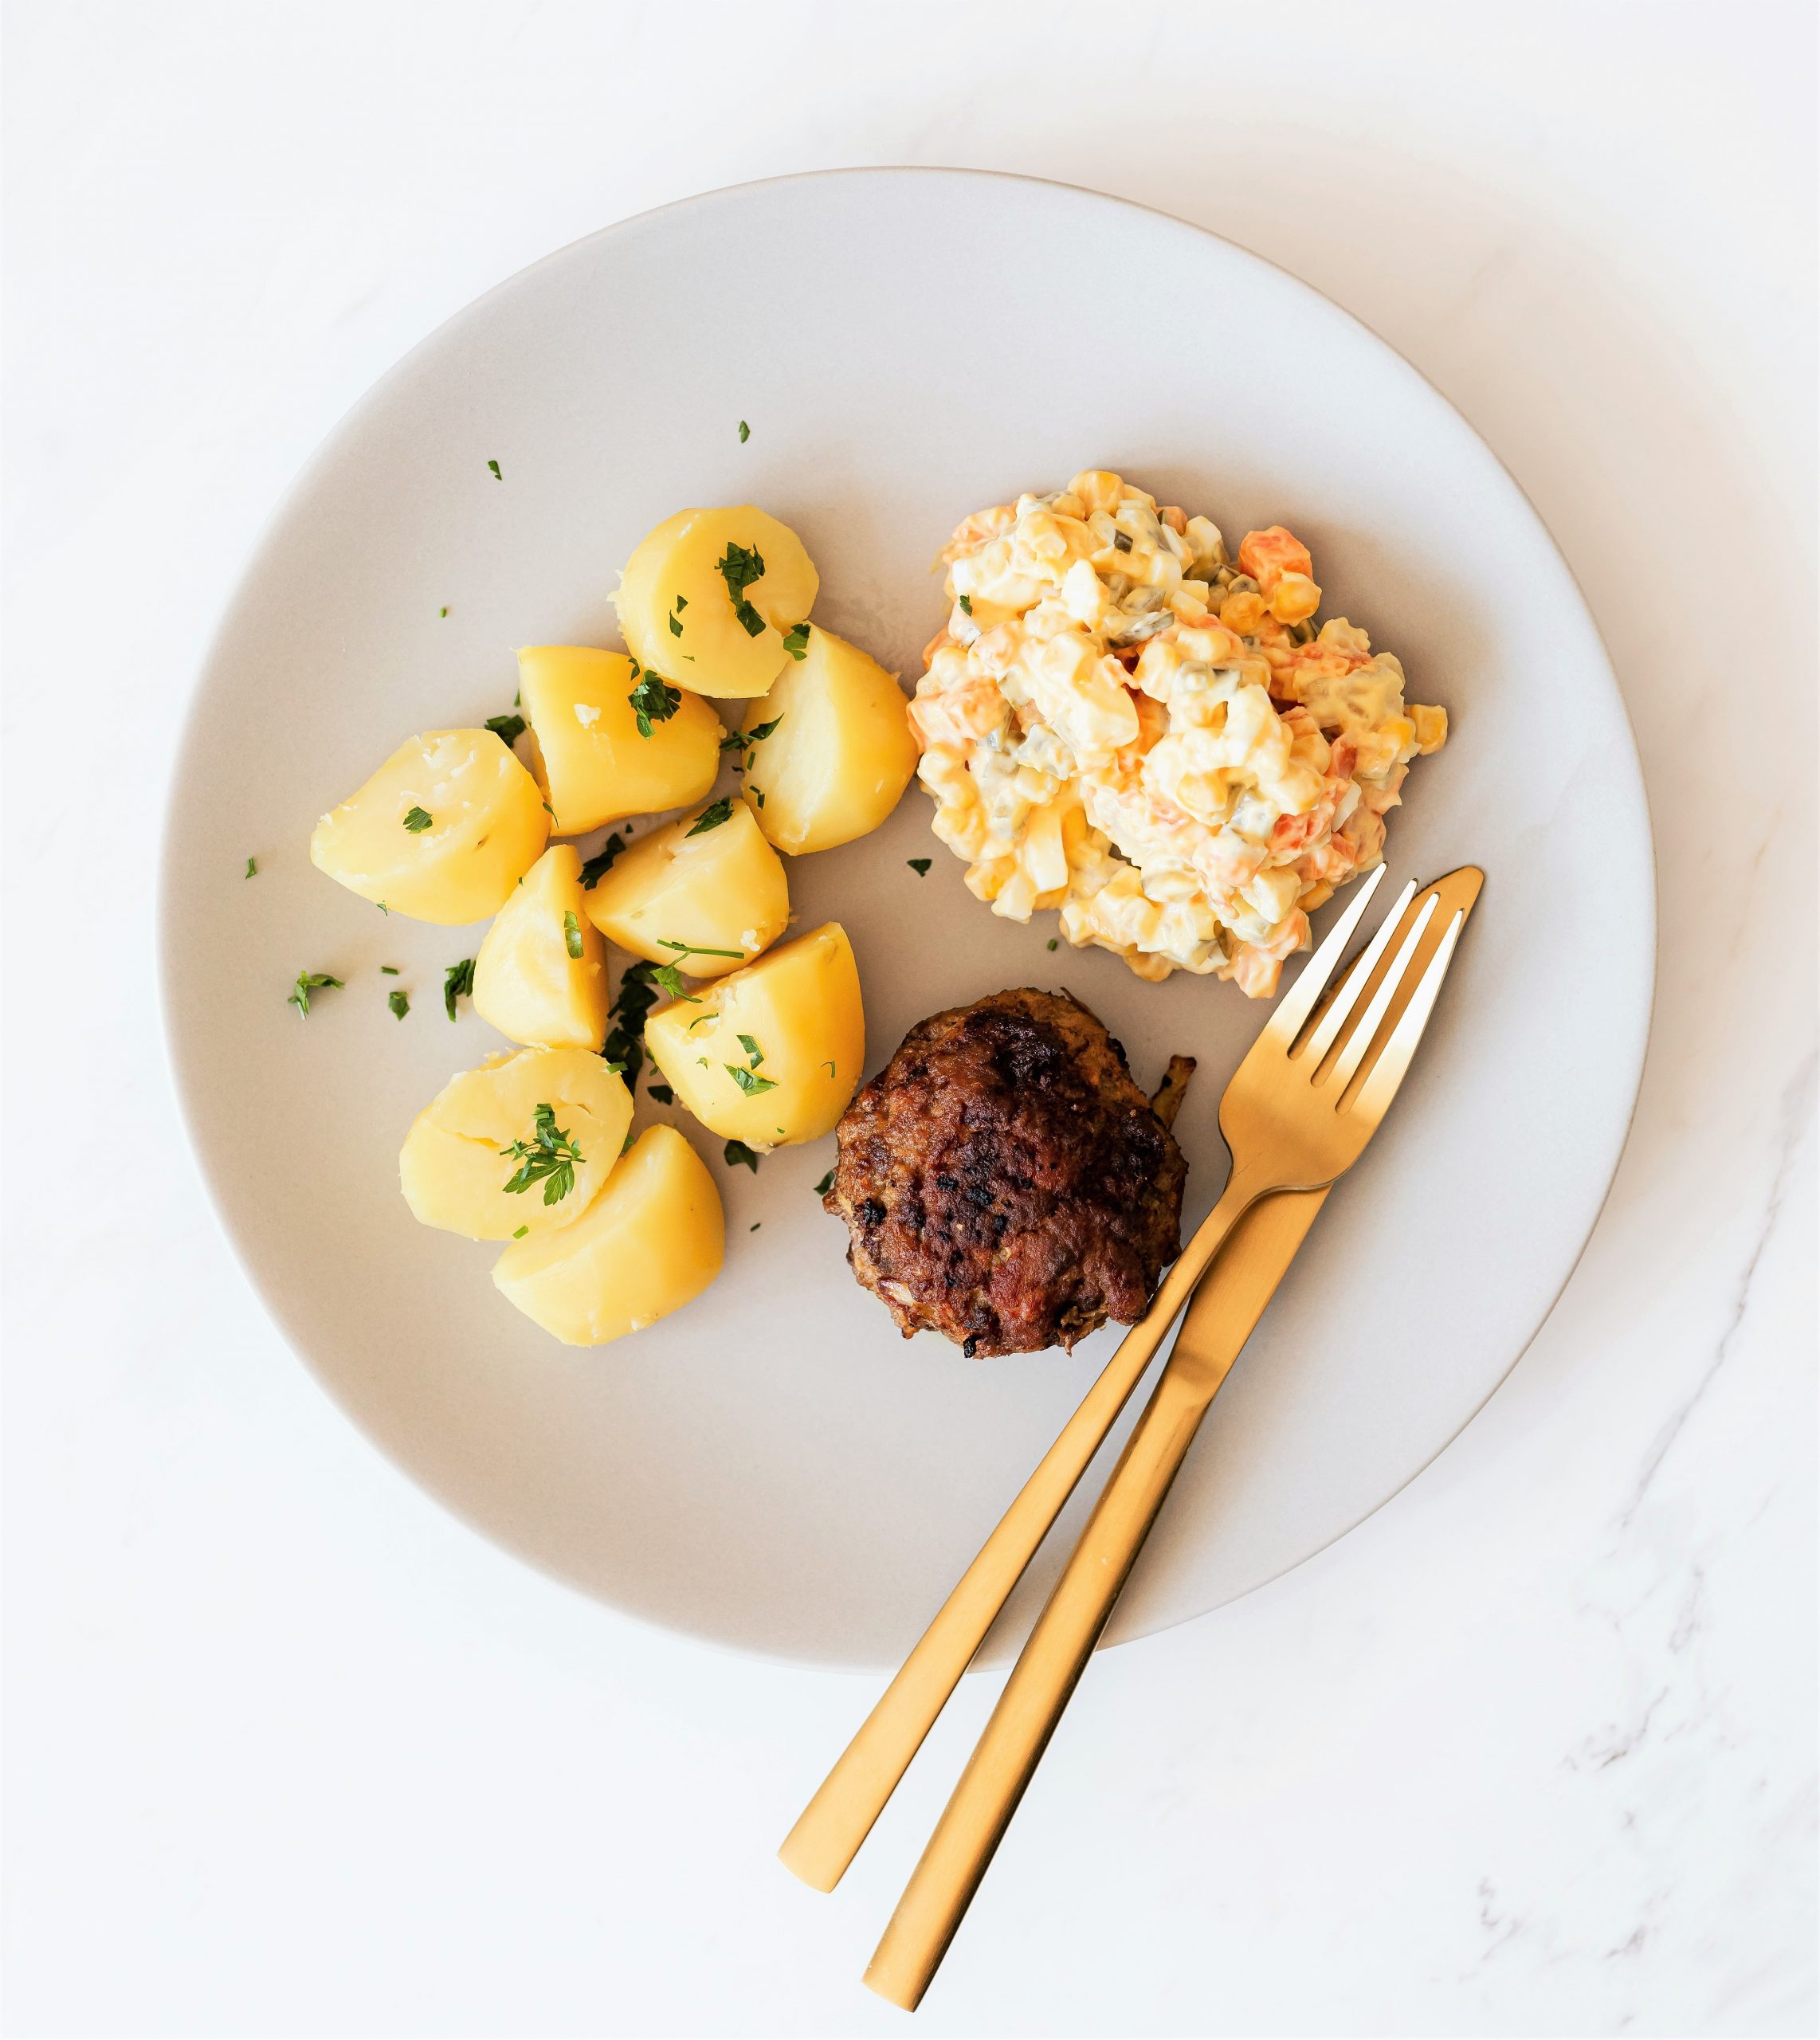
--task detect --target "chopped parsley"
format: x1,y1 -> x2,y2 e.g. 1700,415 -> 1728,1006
620,1128 -> 637,1155
601,958 -> 690,1083
287,971 -> 343,1016
381,965 -> 400,975
750,1222 -> 760,1231
684,798 -> 734,837
485,712 -> 527,745
579,834 -> 626,888
487,459 -> 502,480
499,1102 -> 584,1206
1047,937 -> 1058,951
563,910 -> 584,959
658,937 -> 742,961
718,714 -> 783,775
813,1168 -> 835,1197
629,669 -> 682,739
512,1225 -> 528,1238
439,606 -> 449,618
782,621 -> 810,660
754,788 -> 765,808
737,419 -> 750,442
388,989 -> 410,1020
715,541 -> 767,638
724,1139 -> 760,1171
735,1032 -> 763,1068
908,858 -> 932,876
443,956 -> 476,1021
669,613 -> 683,638
822,1061 -> 836,1077
958,594 -> 973,616
726,1065 -> 779,1096
375,900 -> 390,916
244,857 -> 257,879
647,1081 -> 674,1105
402,806 -> 433,833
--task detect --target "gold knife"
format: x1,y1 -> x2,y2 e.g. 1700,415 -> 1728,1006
783,869 -> 1480,1903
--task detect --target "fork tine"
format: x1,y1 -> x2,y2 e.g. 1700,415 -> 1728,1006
1296,878 -> 1418,1067
1262,863 -> 1388,1048
1346,908 -> 1465,1122
1326,891 -> 1439,1093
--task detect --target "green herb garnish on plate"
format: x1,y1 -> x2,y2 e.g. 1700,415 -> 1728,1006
500,1103 -> 583,1206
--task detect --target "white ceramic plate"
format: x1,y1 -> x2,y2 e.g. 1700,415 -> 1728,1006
161,171 -> 1653,1669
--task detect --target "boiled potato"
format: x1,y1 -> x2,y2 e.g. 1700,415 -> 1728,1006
644,923 -> 861,1150
582,798 -> 789,979
518,645 -> 722,834
310,728 -> 547,923
740,626 -> 918,853
399,1046 -> 631,1242
492,1124 -> 724,1346
473,844 -> 610,1048
614,506 -> 818,699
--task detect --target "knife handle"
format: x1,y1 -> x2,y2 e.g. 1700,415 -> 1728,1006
864,1355 -> 1218,2011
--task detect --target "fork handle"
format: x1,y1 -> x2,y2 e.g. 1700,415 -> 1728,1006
864,1357 -> 1218,2011
777,1170 -> 1263,1894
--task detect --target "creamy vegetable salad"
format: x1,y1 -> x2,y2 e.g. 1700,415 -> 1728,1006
911,470 -> 1447,995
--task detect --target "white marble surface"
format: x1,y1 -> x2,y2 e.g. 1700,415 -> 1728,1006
3,4 -> 1814,2034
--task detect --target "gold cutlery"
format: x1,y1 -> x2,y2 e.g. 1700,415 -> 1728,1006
857,865 -> 1481,2007
780,865 -> 1479,1905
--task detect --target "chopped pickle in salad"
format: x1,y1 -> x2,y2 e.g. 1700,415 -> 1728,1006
910,469 -> 1447,995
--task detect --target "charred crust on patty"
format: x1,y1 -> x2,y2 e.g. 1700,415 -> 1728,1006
824,988 -> 1188,1355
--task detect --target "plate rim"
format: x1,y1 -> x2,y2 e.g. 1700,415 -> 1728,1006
155,165 -> 1658,1664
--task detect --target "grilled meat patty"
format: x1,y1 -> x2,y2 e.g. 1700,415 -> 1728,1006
825,988 -> 1187,1355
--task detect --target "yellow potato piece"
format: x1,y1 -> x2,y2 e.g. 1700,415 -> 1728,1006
518,645 -> 723,834
310,728 -> 548,924
614,506 -> 818,699
582,798 -> 789,979
492,1125 -> 724,1346
473,844 -> 610,1048
644,922 -> 862,1150
399,1046 -> 631,1242
741,626 -> 919,853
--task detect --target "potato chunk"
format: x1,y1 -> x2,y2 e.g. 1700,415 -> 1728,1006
518,645 -> 723,834
492,1125 -> 724,1346
644,923 -> 861,1150
582,798 -> 789,979
740,626 -> 918,853
614,507 -> 818,699
310,728 -> 547,924
473,844 -> 610,1048
399,1047 -> 631,1242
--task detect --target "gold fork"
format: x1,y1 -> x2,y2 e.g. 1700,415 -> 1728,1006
780,865 -> 1474,1901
